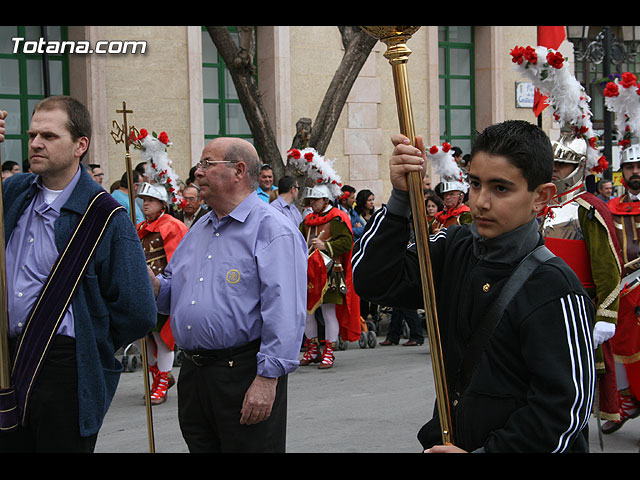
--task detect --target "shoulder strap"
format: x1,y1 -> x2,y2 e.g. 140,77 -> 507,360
8,190 -> 124,428
453,245 -> 555,402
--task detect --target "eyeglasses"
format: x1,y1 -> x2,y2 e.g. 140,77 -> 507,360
195,159 -> 232,170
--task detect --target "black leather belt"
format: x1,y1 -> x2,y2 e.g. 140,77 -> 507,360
183,338 -> 261,367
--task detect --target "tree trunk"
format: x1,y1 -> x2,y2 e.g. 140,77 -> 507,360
205,26 -> 285,178
206,26 -> 377,184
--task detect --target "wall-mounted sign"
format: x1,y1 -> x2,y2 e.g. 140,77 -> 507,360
515,82 -> 535,109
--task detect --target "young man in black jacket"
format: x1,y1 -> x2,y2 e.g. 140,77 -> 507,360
353,120 -> 595,453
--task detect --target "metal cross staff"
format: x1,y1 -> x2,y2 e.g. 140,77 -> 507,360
0,111 -> 10,391
111,101 -> 156,453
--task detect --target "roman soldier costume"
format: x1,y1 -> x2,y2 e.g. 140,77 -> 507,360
426,143 -> 471,228
434,180 -> 471,228
603,145 -> 640,432
512,43 -> 622,431
131,129 -> 188,405
600,72 -> 640,433
539,135 -> 622,424
136,182 -> 188,404
287,148 -> 360,369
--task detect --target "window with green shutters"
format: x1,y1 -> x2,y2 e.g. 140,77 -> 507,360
201,27 -> 254,145
0,26 -> 69,168
438,26 -> 474,157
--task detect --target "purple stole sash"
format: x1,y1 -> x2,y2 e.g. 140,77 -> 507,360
0,191 -> 124,431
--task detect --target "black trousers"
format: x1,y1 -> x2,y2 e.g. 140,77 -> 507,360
0,335 -> 98,453
387,307 -> 425,343
177,342 -> 288,453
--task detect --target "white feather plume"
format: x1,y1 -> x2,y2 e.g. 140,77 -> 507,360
511,45 -> 605,172
286,147 -> 343,200
133,129 -> 185,209
603,72 -> 640,146
426,143 -> 464,182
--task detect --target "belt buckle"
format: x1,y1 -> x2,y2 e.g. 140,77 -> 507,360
190,353 -> 205,367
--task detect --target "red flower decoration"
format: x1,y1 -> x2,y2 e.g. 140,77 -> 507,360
592,156 -> 609,174
589,137 -> 598,149
510,46 -> 525,65
304,152 -> 314,162
429,145 -> 439,155
158,131 -> 170,145
621,72 -> 638,88
546,51 -> 564,69
442,142 -> 451,152
287,149 -> 301,159
603,82 -> 620,97
524,46 -> 537,64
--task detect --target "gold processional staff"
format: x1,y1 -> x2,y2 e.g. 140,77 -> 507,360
360,26 -> 454,446
111,101 -> 156,453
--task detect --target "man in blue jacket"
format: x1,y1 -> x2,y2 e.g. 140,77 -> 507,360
0,96 -> 156,452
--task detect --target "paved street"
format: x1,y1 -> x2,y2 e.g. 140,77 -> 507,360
95,321 -> 640,454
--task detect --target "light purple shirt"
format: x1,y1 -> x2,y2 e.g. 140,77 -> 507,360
156,191 -> 307,378
270,194 -> 303,229
6,167 -> 82,338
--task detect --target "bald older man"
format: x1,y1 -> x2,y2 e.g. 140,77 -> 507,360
149,137 -> 307,452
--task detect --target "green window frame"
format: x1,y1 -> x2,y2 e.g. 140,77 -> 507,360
201,27 -> 254,144
0,26 -> 69,168
438,26 -> 475,156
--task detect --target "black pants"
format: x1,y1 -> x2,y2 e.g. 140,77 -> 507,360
177,342 -> 288,453
0,335 -> 98,453
387,308 -> 425,343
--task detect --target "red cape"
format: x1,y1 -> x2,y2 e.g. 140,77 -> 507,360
137,213 -> 188,350
304,207 -> 361,342
435,203 -> 470,226
608,194 -> 640,216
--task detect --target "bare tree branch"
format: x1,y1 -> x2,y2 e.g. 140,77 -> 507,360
205,26 -> 377,183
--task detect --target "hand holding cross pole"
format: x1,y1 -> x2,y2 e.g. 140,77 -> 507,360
0,109 -> 11,390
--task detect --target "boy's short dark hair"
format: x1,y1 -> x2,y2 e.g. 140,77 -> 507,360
470,120 -> 553,191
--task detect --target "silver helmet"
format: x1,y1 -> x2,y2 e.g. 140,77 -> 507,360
304,183 -> 333,201
550,135 -> 587,206
620,143 -> 640,165
440,179 -> 468,194
137,182 -> 168,203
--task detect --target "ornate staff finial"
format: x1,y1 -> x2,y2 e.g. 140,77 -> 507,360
111,101 -> 140,154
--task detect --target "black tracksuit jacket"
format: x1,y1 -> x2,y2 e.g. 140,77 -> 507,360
352,190 -> 594,453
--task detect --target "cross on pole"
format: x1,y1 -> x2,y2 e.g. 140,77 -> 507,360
116,101 -> 134,153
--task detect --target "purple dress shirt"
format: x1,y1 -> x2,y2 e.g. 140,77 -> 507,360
270,194 -> 303,229
156,191 -> 307,378
6,167 -> 82,338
